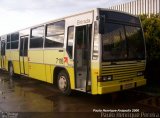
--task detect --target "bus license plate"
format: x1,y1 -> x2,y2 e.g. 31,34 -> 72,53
123,83 -> 134,90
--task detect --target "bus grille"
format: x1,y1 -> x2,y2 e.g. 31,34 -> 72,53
101,61 -> 145,81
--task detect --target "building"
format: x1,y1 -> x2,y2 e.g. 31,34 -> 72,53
109,0 -> 160,16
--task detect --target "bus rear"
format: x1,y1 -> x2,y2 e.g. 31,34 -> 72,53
97,9 -> 146,94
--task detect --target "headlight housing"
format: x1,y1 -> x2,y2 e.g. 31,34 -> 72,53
97,75 -> 113,82
137,71 -> 144,76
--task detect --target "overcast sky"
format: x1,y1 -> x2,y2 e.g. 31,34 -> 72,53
0,0 -> 132,35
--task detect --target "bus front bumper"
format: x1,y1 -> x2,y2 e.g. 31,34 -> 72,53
97,78 -> 146,94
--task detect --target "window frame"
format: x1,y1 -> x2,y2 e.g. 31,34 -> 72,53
1,40 -> 6,55
66,26 -> 74,59
30,25 -> 45,49
10,32 -> 19,49
44,20 -> 65,48
124,25 -> 145,60
102,21 -> 145,62
102,22 -> 127,61
6,34 -> 11,50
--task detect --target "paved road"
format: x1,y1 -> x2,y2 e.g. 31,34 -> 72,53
0,71 -> 159,118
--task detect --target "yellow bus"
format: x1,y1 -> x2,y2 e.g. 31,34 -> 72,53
0,8 -> 146,95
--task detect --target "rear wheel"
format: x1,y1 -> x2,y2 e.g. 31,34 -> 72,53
57,70 -> 71,95
9,63 -> 14,78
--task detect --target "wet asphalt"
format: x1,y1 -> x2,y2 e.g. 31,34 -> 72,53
0,71 -> 160,118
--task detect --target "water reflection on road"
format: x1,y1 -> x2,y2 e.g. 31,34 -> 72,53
0,71 -> 159,113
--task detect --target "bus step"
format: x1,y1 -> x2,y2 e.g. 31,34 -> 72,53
75,88 -> 86,92
20,74 -> 28,77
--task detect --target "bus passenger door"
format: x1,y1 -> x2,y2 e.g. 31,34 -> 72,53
74,25 -> 92,92
1,40 -> 6,69
19,36 -> 28,75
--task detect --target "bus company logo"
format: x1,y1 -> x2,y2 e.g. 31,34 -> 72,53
64,57 -> 68,64
77,19 -> 90,25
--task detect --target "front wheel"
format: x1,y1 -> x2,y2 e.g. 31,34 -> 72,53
57,70 -> 71,95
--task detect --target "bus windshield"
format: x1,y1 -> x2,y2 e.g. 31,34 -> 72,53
100,10 -> 145,61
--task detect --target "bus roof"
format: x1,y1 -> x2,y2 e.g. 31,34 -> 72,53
0,8 -> 138,36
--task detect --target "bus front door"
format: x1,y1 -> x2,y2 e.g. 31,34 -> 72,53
1,40 -> 6,69
74,25 -> 92,92
19,36 -> 28,75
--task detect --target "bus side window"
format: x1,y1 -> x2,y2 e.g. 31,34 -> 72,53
30,26 -> 44,48
1,41 -> 5,55
45,21 -> 65,48
67,26 -> 74,59
7,35 -> 11,49
11,33 -> 19,49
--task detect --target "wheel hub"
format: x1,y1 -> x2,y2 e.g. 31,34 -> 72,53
10,66 -> 13,76
58,76 -> 67,90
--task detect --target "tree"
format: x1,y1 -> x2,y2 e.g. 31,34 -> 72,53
140,14 -> 160,82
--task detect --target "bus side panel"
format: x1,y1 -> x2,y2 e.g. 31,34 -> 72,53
45,64 -> 52,83
13,61 -> 20,74
28,50 -> 46,81
50,65 -> 54,84
5,50 -> 11,70
47,65 -> 72,86
10,50 -> 20,74
44,49 -> 64,83
44,50 -> 64,65
29,63 -> 46,81
5,58 -> 8,71
63,52 -> 75,90
91,61 -> 99,95
66,67 -> 75,89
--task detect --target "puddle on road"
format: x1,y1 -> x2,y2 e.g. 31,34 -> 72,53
0,73 -> 116,112
0,73 -> 95,112
0,72 -> 160,113
0,73 -> 55,112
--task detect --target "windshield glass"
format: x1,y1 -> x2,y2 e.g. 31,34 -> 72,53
125,26 -> 145,59
102,22 -> 145,61
102,23 -> 127,60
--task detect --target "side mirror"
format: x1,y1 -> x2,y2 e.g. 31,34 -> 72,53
99,15 -> 105,34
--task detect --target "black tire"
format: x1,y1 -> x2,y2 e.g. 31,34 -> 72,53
9,63 -> 15,78
57,70 -> 71,95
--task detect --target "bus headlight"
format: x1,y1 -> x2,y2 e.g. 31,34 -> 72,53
137,71 -> 144,76
97,75 -> 113,82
